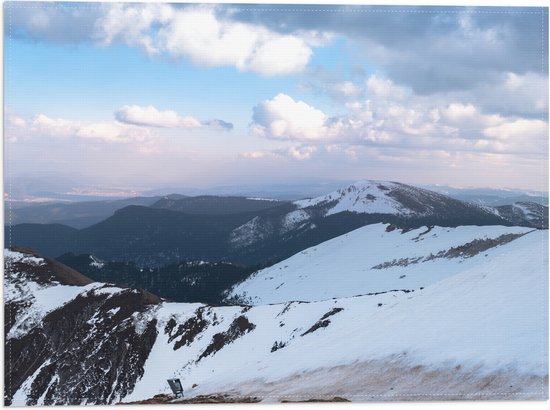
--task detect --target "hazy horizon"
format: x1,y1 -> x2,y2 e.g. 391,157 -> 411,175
5,3 -> 549,194
5,173 -> 549,205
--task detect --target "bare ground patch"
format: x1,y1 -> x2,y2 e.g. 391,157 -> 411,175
199,358 -> 548,403
124,393 -> 261,404
373,232 -> 530,269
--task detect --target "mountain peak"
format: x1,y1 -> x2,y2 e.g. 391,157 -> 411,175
294,180 -> 435,216
292,180 -> 510,224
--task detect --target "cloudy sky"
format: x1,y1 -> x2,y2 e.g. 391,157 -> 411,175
4,1 -> 549,193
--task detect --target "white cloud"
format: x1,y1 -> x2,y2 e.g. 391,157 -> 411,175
93,3 -> 174,54
115,105 -> 201,128
251,93 -> 328,140
241,146 -> 318,161
251,78 -> 443,143
298,75 -> 365,102
94,4 -> 326,76
478,72 -> 548,115
251,72 -> 548,161
335,81 -> 362,97
366,75 -> 406,100
250,87 -> 439,144
10,116 -> 27,128
329,81 -> 363,100
31,114 -> 152,144
4,115 -> 26,143
440,103 -> 478,123
483,119 -> 548,141
12,106 -> 233,153
240,151 -> 281,160
288,146 -> 317,160
437,103 -> 504,132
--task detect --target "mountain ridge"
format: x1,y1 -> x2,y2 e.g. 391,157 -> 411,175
6,180 -> 544,267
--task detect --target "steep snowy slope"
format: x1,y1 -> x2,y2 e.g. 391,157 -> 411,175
130,228 -> 547,402
6,239 -> 548,404
122,229 -> 550,402
5,250 -> 161,406
227,224 -> 536,304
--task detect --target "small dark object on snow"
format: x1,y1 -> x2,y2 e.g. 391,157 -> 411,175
167,379 -> 184,398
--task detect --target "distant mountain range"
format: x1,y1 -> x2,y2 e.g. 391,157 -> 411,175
6,178 -> 356,205
150,195 -> 285,215
6,180 -> 548,267
423,185 -> 549,206
5,195 -> 183,228
7,182 -> 547,229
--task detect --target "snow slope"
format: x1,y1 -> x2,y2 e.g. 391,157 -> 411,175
228,224 -> 536,304
6,227 -> 548,404
125,228 -> 548,401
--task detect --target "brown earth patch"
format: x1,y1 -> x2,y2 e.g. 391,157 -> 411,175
124,394 -> 261,404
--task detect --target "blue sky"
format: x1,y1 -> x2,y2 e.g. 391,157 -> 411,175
4,2 -> 549,196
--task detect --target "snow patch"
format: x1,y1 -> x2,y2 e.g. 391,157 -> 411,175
7,281 -> 101,339
281,209 -> 310,232
4,250 -> 45,266
229,216 -> 273,248
246,197 -> 281,202
89,255 -> 105,269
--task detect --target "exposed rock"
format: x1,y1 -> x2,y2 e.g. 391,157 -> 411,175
198,316 -> 256,360
4,249 -> 161,405
301,308 -> 343,336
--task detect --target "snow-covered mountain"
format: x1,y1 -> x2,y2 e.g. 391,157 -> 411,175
293,180 -> 506,217
228,180 -> 508,254
227,224 -> 537,305
5,227 -> 548,404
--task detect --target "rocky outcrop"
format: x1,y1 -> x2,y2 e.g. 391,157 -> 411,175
4,249 -> 160,405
